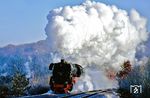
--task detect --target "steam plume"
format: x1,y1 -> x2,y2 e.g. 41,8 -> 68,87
45,0 -> 148,91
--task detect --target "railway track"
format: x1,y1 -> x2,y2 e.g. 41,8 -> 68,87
21,89 -> 119,98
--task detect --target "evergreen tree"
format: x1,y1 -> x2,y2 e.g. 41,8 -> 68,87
11,71 -> 29,96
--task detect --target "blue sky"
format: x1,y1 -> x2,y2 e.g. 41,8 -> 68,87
0,0 -> 150,47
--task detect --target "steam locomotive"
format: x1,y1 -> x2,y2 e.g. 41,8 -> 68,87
49,59 -> 83,93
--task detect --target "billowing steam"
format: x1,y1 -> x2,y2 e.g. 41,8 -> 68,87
45,0 -> 148,91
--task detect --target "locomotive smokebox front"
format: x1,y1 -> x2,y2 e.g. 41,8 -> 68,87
49,59 -> 83,93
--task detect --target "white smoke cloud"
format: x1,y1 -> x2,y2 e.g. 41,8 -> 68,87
45,0 -> 149,91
